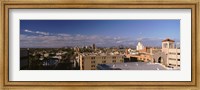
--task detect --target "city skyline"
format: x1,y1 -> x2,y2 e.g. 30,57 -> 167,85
20,20 -> 180,48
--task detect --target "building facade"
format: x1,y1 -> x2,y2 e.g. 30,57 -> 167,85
162,38 -> 180,69
167,49 -> 180,68
153,38 -> 180,69
79,54 -> 124,70
136,41 -> 144,51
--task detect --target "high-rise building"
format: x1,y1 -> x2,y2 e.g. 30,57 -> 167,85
92,44 -> 96,50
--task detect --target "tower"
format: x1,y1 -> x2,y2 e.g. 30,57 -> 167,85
92,44 -> 96,50
136,41 -> 144,51
162,38 -> 175,54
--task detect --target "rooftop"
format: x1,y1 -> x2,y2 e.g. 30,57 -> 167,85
162,38 -> 175,42
81,53 -> 125,56
97,62 -> 167,70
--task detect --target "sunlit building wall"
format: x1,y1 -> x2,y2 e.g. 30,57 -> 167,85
162,38 -> 180,69
136,41 -> 144,51
79,54 -> 124,70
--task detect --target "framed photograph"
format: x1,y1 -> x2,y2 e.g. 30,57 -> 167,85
1,0 -> 199,90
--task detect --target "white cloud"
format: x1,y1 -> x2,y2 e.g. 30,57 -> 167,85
20,32 -> 179,48
24,29 -> 34,33
35,31 -> 50,35
24,29 -> 50,36
20,33 -> 133,48
57,34 -> 71,37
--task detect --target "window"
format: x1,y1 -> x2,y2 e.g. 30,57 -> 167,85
169,52 -> 176,55
169,43 -> 173,48
177,53 -> 180,55
169,58 -> 176,60
102,61 -> 106,63
112,60 -> 116,63
91,65 -> 95,67
91,61 -> 95,63
163,43 -> 168,48
102,57 -> 106,59
91,57 -> 95,59
178,59 -> 180,61
112,57 -> 116,59
169,63 -> 176,66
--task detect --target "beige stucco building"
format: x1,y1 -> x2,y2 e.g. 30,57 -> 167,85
79,54 -> 124,70
167,49 -> 180,68
136,41 -> 144,50
153,38 -> 180,69
162,38 -> 180,69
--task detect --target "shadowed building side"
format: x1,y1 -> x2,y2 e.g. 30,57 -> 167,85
20,48 -> 29,69
153,52 -> 167,66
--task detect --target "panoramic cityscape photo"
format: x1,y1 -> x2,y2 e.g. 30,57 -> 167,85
20,20 -> 180,70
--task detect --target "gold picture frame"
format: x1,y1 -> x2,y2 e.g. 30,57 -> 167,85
0,0 -> 199,90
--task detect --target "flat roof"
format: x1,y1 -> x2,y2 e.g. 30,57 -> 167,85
97,62 -> 167,70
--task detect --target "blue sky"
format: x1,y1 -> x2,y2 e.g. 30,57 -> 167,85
20,20 -> 180,48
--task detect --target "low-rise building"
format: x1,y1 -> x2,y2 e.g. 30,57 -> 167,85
166,47 -> 180,69
153,38 -> 180,69
137,53 -> 152,62
162,38 -> 180,69
79,53 -> 124,70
